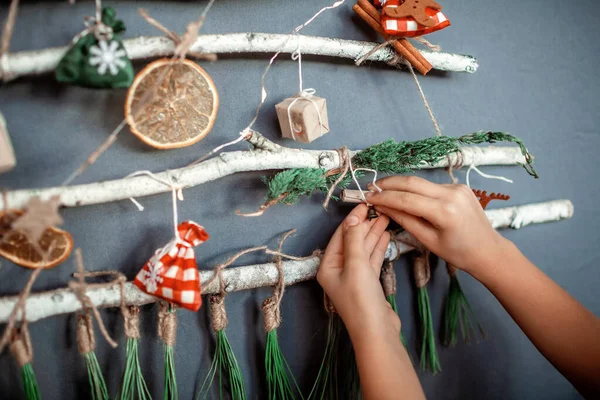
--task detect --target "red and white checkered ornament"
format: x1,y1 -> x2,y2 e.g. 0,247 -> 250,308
133,221 -> 209,311
374,0 -> 450,38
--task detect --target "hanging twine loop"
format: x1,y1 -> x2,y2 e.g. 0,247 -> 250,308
209,294 -> 228,332
414,252 -> 431,289
381,261 -> 397,296
323,147 -> 350,209
158,302 -> 177,347
9,327 -> 32,367
77,312 -> 96,355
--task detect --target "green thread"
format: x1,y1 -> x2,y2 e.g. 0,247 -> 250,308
20,363 -> 41,400
265,329 -> 302,400
443,275 -> 485,347
263,132 -> 537,206
197,330 -> 246,400
307,314 -> 340,400
417,288 -> 441,374
163,345 -> 177,400
118,338 -> 151,400
84,352 -> 110,400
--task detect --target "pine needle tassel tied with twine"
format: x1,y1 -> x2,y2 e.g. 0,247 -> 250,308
77,313 -> 110,400
118,306 -> 151,400
307,297 -> 340,400
381,262 -> 409,351
10,327 -> 41,400
158,302 -> 178,400
443,264 -> 485,347
414,253 -> 441,374
196,294 -> 246,400
262,230 -> 302,400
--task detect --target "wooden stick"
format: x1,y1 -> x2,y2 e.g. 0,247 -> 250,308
0,199 -> 574,323
353,1 -> 432,75
341,189 -> 369,203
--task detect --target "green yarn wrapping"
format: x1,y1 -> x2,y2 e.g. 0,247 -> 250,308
307,312 -> 340,400
163,345 -> 177,400
416,288 -> 441,374
263,131 -> 538,206
118,338 -> 151,400
84,352 -> 110,400
443,274 -> 485,347
197,295 -> 246,400
20,363 -> 41,400
265,329 -> 302,400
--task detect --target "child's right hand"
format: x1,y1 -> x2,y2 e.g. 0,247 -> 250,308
366,176 -> 509,275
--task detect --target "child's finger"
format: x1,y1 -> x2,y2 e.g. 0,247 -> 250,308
370,231 -> 390,276
343,217 -> 368,268
364,214 -> 390,255
367,190 -> 443,228
374,205 -> 437,246
372,175 -> 445,198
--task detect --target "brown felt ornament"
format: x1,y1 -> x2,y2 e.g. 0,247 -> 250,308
383,0 -> 443,27
11,196 -> 63,243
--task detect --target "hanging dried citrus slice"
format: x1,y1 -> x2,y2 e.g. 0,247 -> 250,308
125,58 -> 219,149
0,210 -> 73,269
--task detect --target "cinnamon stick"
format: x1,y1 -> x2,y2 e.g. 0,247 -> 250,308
353,1 -> 432,75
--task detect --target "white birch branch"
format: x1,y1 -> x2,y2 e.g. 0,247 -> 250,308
0,199 -> 573,323
0,131 -> 526,210
0,33 -> 478,81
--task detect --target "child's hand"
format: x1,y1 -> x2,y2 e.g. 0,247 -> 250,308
318,204 -> 399,340
366,176 -> 508,274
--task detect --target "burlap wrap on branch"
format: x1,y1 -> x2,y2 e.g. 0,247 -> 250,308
381,261 -> 397,296
210,294 -> 228,332
262,295 -> 281,333
158,302 -> 177,347
414,254 -> 431,288
77,313 -> 96,355
123,305 -> 141,340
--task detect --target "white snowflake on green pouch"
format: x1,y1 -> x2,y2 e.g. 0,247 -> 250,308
89,40 -> 127,76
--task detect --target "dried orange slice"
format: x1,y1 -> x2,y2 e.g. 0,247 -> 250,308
0,211 -> 73,269
125,58 -> 219,149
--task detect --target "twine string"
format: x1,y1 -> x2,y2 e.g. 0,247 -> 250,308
465,164 -> 513,188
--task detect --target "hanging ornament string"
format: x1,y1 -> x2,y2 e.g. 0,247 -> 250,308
0,0 -> 19,82
61,1 -> 217,186
69,0 -> 113,44
465,164 -> 513,188
125,170 -> 184,240
285,45 -> 325,141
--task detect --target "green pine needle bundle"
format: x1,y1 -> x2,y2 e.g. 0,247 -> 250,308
263,131 -> 537,206
414,255 -> 441,374
158,303 -> 178,400
308,308 -> 340,400
262,296 -> 302,400
386,294 -> 409,350
381,262 -> 409,351
77,314 -> 110,400
118,306 -> 151,400
10,329 -> 41,400
197,295 -> 246,400
443,268 -> 485,347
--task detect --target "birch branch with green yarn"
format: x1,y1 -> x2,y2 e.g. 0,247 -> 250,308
0,33 -> 478,81
1,131 -> 531,210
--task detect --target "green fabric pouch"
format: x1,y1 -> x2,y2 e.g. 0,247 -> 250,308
55,7 -> 134,89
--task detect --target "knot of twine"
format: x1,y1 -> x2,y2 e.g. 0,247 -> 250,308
381,261 -> 397,296
70,1 -> 114,45
123,306 -> 140,340
77,313 -> 96,355
138,8 -> 216,61
414,252 -> 431,289
210,294 -> 228,332
262,295 -> 281,332
446,263 -> 458,277
323,147 -> 350,209
69,249 -> 122,348
9,327 -> 32,368
158,302 -> 177,347
286,88 -> 325,141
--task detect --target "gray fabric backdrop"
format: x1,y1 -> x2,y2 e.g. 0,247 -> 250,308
1,0 -> 598,398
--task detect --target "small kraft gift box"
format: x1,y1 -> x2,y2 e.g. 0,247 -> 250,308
275,93 -> 330,143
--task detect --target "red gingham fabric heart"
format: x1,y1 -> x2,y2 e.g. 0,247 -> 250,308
133,221 -> 209,311
375,0 -> 450,38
